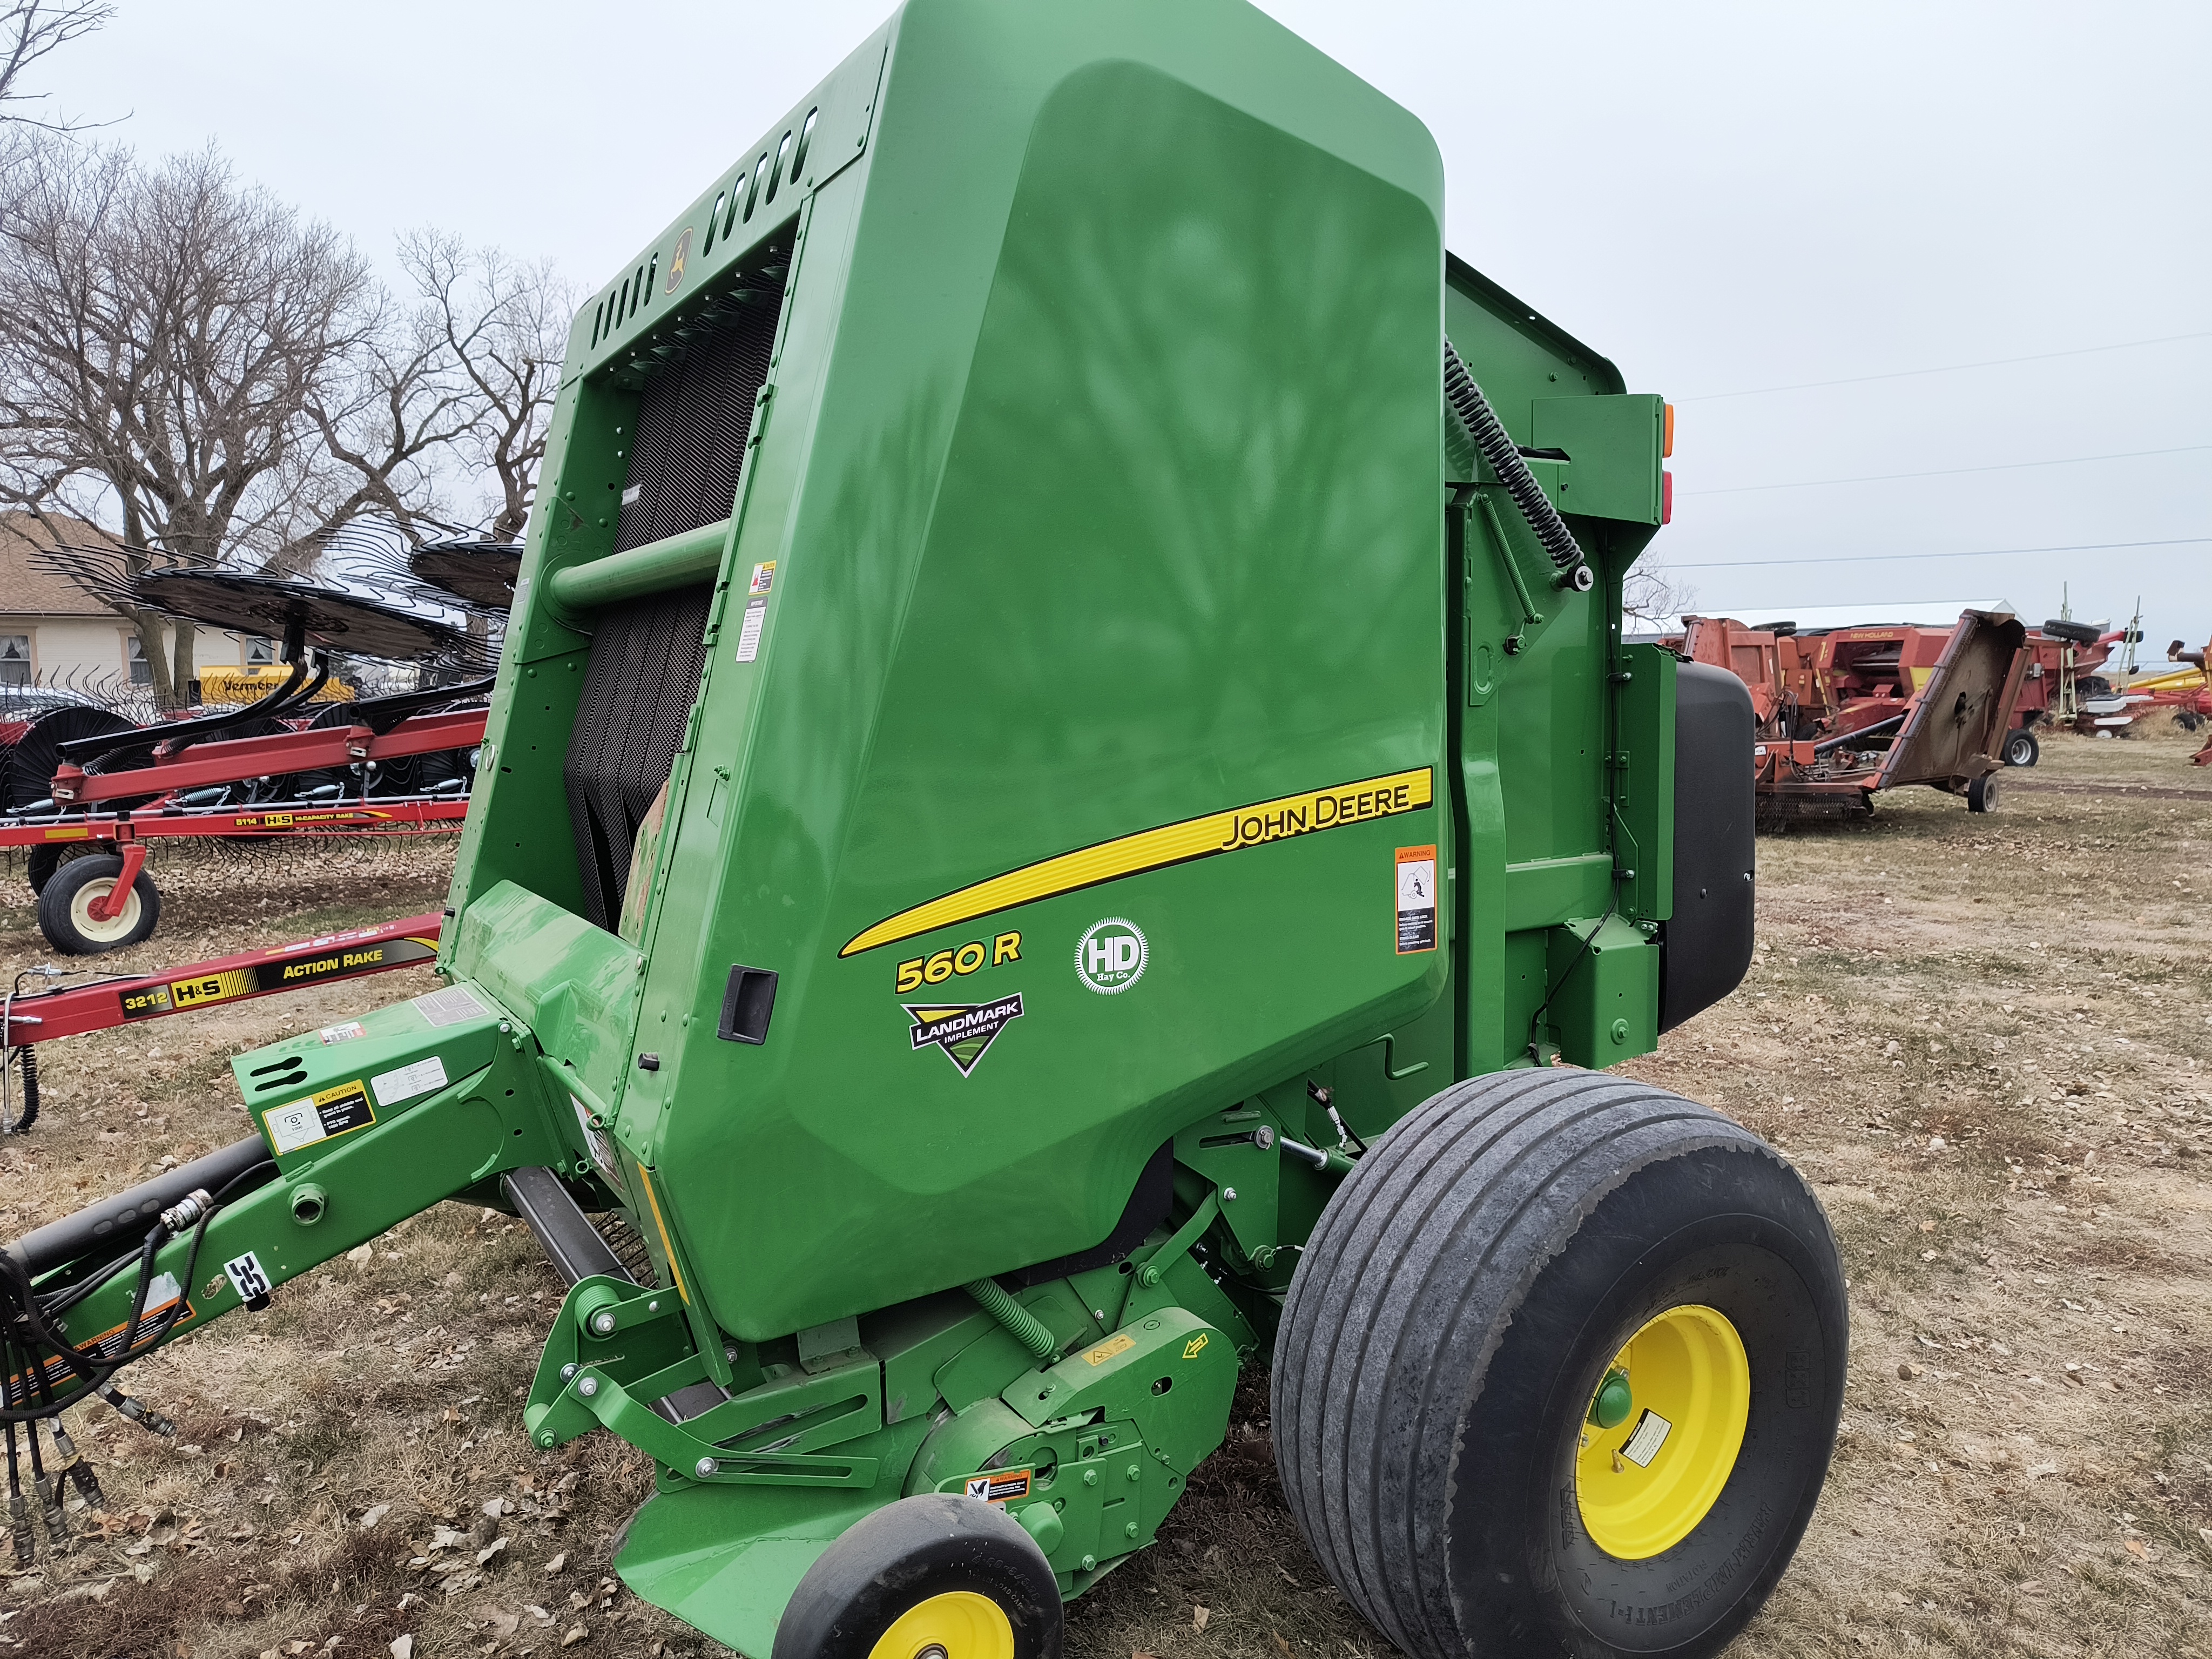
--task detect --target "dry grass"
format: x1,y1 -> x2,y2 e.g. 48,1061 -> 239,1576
4,726 -> 2210,1657
0,841 -> 714,1657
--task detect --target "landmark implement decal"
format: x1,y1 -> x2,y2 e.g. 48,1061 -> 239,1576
841,766 -> 1433,957
905,995 -> 1024,1077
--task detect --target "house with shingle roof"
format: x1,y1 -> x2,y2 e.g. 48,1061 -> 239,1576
0,513 -> 259,693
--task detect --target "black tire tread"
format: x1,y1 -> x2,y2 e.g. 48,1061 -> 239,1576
1274,1069 -> 1815,1659
772,1493 -> 1061,1659
35,853 -> 160,955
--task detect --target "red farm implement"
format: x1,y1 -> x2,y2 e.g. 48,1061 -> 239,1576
1671,609 -> 2030,822
5,704 -> 481,954
1,911 -> 443,1134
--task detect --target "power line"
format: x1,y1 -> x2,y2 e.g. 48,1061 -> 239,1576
1676,331 -> 2212,402
1682,443 -> 2212,496
1662,536 -> 2212,572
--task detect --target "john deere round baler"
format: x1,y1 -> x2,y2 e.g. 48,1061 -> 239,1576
1,4 -> 1842,1655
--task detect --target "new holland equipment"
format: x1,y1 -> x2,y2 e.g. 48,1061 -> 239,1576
1669,609 -> 2030,819
1,4 -> 1846,1655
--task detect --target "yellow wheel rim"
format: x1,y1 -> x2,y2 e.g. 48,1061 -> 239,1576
866,1590 -> 1016,1659
1574,1304 -> 1750,1560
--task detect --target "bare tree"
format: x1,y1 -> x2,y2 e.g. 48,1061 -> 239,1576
1623,560 -> 1696,631
0,2 -> 111,131
400,231 -> 574,539
0,137 -> 378,706
301,288 -> 478,548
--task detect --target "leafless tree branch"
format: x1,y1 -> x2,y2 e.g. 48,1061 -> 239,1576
0,134 -> 379,704
398,230 -> 573,540
1624,561 -> 1696,630
0,2 -> 116,132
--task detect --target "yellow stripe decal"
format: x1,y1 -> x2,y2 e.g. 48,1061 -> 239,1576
637,1168 -> 691,1305
841,766 -> 1433,957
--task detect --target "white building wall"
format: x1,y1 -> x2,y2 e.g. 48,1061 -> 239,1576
0,615 -> 249,686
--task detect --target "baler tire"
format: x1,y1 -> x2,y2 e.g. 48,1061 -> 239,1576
1272,1069 -> 1846,1659
772,1493 -> 1062,1659
2002,729 -> 2040,768
37,853 -> 160,955
1967,773 -> 2000,813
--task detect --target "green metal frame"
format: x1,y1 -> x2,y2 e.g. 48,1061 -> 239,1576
42,3 -> 1683,1651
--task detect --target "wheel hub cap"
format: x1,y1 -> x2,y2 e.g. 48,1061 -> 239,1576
1574,1304 -> 1750,1560
866,1591 -> 1015,1659
68,879 -> 140,943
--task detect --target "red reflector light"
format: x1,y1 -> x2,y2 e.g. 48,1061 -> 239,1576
1661,470 -> 1674,525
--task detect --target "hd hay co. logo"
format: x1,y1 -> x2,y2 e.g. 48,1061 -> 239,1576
1074,918 -> 1147,994
905,995 -> 1024,1077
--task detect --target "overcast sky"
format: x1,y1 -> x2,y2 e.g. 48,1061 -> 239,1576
26,1 -> 2211,649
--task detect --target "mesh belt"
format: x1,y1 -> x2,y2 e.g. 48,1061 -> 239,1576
613,289 -> 781,554
562,584 -> 713,933
563,253 -> 788,933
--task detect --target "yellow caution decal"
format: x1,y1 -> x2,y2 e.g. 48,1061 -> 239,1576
841,766 -> 1433,957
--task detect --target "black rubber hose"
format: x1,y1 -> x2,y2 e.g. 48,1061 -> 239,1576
1443,341 -> 1592,591
4,1135 -> 271,1277
0,1202 -> 217,1422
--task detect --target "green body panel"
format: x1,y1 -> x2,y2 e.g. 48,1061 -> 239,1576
51,993 -> 569,1369
90,0 -> 1698,1647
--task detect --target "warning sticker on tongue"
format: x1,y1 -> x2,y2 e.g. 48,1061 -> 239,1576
1620,1408 -> 1673,1468
262,1080 -> 375,1155
413,984 -> 488,1028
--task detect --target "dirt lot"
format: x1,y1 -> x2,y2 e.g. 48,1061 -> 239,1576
2,726 -> 2208,1658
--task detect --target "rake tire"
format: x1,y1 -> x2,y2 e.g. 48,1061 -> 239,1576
37,853 -> 160,955
1273,1069 -> 1846,1659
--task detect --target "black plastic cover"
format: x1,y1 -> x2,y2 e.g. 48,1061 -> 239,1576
6,1135 -> 274,1276
1659,662 -> 1755,1033
1000,1141 -> 1175,1289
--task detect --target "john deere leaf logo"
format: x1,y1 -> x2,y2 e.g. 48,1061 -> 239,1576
665,227 -> 693,294
905,994 -> 1023,1077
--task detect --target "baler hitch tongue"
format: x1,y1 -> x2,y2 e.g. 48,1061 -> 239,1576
0,1134 -> 272,1562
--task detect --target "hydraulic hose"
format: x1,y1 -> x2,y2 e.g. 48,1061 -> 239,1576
1443,340 -> 1593,593
1811,713 -> 1905,757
